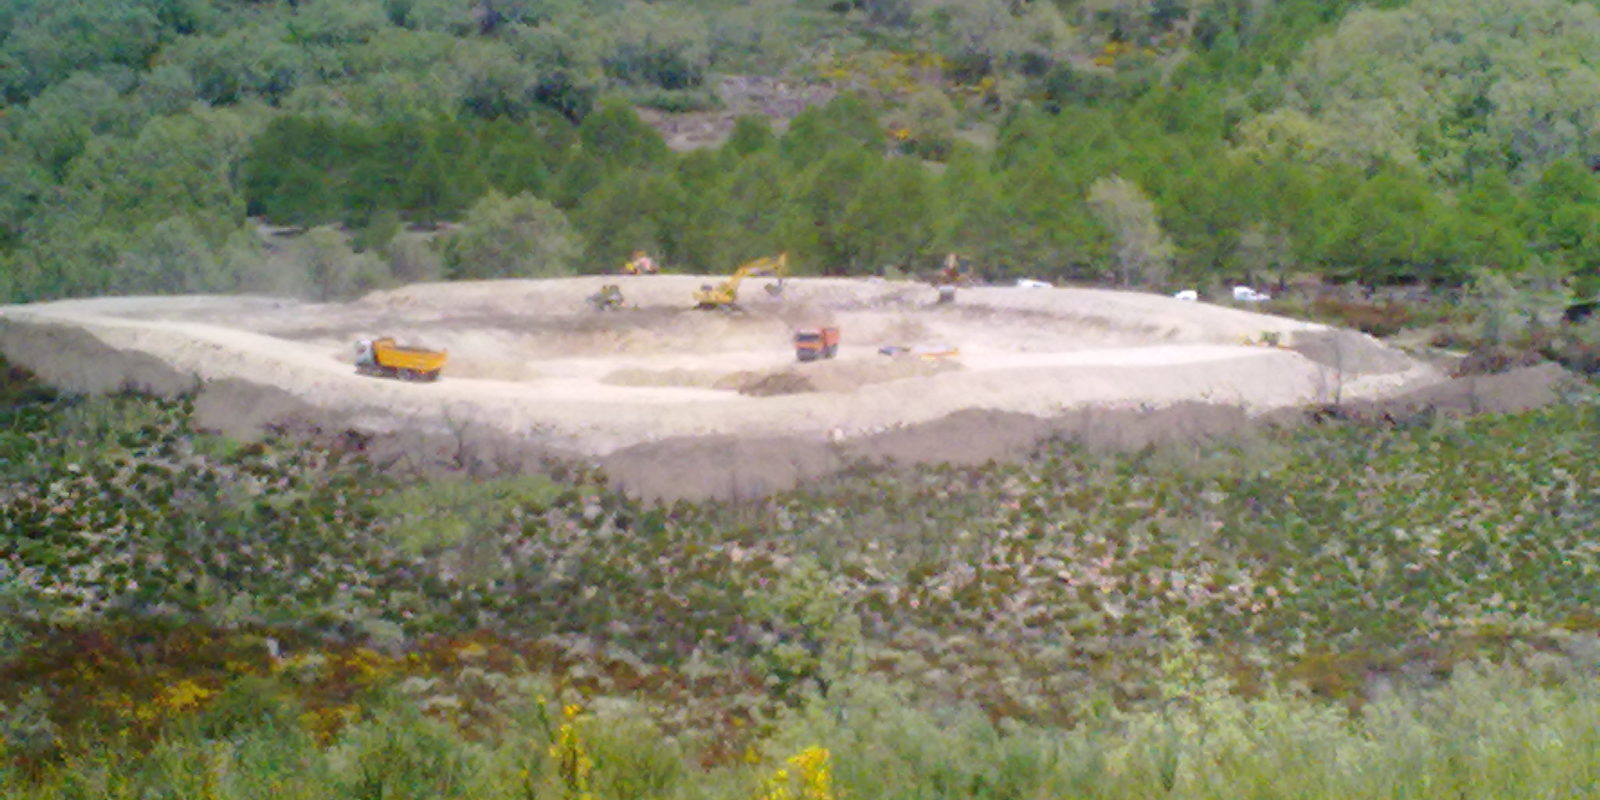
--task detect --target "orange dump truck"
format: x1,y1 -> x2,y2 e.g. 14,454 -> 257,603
354,337 -> 447,382
794,326 -> 840,362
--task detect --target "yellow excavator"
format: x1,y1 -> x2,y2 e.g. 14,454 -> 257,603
693,253 -> 789,310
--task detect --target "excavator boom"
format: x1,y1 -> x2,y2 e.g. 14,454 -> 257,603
694,253 -> 788,309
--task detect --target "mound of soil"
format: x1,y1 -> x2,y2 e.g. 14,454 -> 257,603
1289,329 -> 1414,375
1348,363 -> 1583,417
600,435 -> 842,503
1054,402 -> 1255,452
193,378 -> 331,439
0,319 -> 197,397
843,409 -> 1058,467
737,371 -> 817,396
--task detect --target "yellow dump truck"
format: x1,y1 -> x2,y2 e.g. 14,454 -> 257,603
354,337 -> 447,382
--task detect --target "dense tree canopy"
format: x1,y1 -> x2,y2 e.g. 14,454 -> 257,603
1241,0 -> 1600,182
2,0 -> 1598,302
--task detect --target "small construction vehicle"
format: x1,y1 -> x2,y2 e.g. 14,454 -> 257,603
694,253 -> 788,311
621,250 -> 659,275
354,337 -> 447,382
794,326 -> 840,362
588,284 -> 624,311
930,252 -> 972,303
879,342 -> 960,360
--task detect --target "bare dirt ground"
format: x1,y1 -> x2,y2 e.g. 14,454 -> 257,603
0,275 -> 1465,500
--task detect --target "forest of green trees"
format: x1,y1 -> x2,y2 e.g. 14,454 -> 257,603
2,0 -> 1600,303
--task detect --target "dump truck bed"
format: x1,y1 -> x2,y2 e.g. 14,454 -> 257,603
367,337 -> 447,380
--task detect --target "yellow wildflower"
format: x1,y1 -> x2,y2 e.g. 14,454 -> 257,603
548,718 -> 595,798
788,747 -> 834,800
299,704 -> 361,745
756,747 -> 834,800
158,679 -> 215,713
758,767 -> 794,800
344,648 -> 390,683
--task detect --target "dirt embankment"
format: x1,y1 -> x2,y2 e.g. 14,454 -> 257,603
600,365 -> 1585,504
0,319 -> 198,397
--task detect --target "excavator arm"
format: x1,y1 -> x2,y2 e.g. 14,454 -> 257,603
695,253 -> 788,309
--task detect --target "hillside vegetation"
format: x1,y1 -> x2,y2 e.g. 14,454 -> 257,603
4,1 -> 1600,794
0,360 -> 1596,793
4,0 -> 1600,304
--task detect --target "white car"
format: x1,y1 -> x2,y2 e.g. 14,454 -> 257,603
1173,289 -> 1199,301
1232,286 -> 1271,302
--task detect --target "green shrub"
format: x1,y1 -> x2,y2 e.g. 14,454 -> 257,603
628,88 -> 724,113
373,473 -> 561,555
1307,295 -> 1413,337
5,659 -> 1594,798
439,191 -> 582,279
330,702 -> 481,800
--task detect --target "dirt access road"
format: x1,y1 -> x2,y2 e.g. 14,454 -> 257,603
0,276 -> 1446,500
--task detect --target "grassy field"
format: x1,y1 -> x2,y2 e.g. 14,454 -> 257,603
1,359 -> 1597,796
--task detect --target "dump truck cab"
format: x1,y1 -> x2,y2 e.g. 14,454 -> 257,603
794,326 -> 840,362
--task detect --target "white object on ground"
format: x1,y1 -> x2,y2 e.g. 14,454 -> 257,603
1173,290 -> 1199,302
1233,286 -> 1271,302
1016,278 -> 1053,289
910,343 -> 960,358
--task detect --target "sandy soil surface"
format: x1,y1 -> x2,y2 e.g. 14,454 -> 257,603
0,275 -> 1455,498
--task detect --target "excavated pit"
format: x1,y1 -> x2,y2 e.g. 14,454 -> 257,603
0,275 -> 1472,501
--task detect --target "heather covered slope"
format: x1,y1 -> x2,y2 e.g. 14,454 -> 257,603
0,358 -> 1595,795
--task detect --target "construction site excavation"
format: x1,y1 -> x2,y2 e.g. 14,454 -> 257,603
0,275 -> 1451,501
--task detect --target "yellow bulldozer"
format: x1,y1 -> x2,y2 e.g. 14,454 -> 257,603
693,253 -> 789,311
